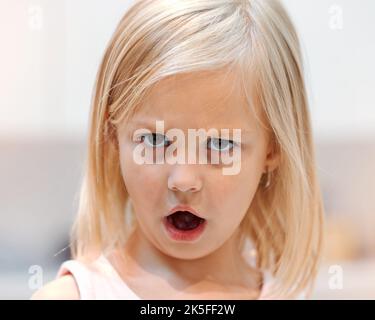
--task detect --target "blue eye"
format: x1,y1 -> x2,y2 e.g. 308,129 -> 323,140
207,137 -> 235,152
140,133 -> 171,148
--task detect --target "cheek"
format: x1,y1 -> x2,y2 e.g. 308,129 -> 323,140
210,154 -> 264,211
119,144 -> 165,202
216,174 -> 255,207
236,158 -> 265,203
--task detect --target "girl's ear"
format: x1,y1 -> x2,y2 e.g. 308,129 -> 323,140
264,136 -> 280,173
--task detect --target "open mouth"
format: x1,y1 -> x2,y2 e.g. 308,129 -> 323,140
163,210 -> 207,241
166,211 -> 205,230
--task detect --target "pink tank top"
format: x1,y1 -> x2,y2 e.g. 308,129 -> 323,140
55,254 -> 277,300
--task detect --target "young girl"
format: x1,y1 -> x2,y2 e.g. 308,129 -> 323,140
32,0 -> 324,300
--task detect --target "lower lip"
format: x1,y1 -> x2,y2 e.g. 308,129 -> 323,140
162,216 -> 207,242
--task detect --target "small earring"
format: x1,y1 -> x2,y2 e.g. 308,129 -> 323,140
263,167 -> 272,189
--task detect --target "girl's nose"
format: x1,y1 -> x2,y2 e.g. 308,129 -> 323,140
167,164 -> 203,193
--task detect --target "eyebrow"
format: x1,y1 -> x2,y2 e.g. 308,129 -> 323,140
127,119 -> 255,134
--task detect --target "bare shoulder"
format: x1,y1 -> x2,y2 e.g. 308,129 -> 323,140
30,274 -> 80,300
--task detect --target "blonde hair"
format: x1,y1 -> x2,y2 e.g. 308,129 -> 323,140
70,0 -> 324,299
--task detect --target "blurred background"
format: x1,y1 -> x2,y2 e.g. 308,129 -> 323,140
0,0 -> 374,299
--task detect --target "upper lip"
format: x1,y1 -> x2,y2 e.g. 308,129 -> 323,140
167,205 -> 205,219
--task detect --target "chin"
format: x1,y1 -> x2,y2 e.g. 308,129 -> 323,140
160,243 -> 216,261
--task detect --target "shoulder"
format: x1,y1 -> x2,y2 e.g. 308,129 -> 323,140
30,274 -> 80,300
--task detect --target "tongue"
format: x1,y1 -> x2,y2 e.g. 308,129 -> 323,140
169,211 -> 202,230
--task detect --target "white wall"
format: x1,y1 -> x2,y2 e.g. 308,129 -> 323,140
283,0 -> 375,140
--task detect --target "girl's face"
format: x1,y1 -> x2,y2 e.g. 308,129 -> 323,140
117,68 -> 278,260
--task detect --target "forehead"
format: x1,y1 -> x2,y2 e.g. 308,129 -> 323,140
129,68 -> 262,133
